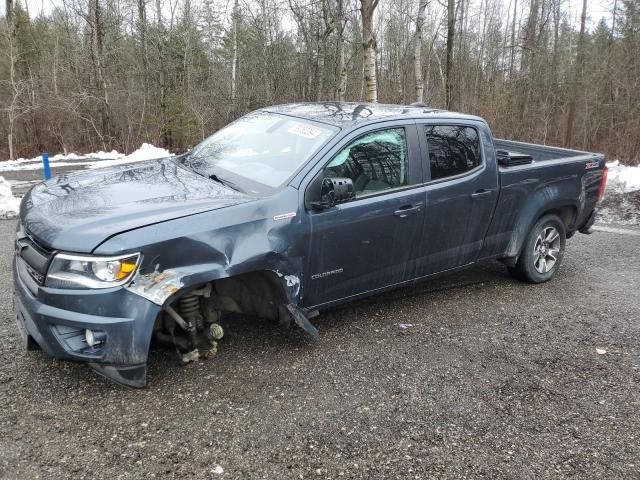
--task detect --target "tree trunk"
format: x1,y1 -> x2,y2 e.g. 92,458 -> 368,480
230,0 -> 239,111
137,0 -> 148,96
335,0 -> 347,101
360,0 -> 378,103
456,0 -> 468,108
137,0 -> 148,139
6,0 -> 16,160
156,0 -> 169,147
549,0 -> 560,125
6,0 -> 13,24
414,0 -> 427,103
607,0 -> 618,133
262,15 -> 270,103
565,0 -> 587,146
521,0 -> 540,74
446,0 -> 455,109
317,43 -> 326,101
508,0 -> 517,78
89,0 -> 110,148
551,0 -> 560,89
474,0 -> 488,98
182,0 -> 192,95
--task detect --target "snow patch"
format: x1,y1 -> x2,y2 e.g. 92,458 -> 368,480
606,161 -> 640,194
50,152 -> 84,161
0,144 -> 171,172
0,176 -> 21,218
88,143 -> 171,169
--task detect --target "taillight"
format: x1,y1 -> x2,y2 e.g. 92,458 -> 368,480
597,166 -> 608,202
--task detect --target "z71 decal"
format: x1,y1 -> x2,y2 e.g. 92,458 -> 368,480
585,161 -> 600,169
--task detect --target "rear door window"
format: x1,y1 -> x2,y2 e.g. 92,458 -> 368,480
425,126 -> 482,180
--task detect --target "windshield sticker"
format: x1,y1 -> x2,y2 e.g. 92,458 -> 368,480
288,124 -> 323,139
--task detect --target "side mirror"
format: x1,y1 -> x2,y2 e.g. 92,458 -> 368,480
310,177 -> 355,210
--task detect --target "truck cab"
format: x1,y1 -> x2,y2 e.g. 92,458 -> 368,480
300,112 -> 499,306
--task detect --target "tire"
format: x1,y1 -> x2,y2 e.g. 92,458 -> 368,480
509,214 -> 566,283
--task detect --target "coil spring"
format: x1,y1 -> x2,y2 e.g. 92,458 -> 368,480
179,294 -> 200,319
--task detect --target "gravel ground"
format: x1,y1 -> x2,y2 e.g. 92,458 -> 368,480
0,219 -> 639,479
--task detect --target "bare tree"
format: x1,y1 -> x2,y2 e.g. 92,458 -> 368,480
360,0 -> 379,103
414,0 -> 428,102
1,0 -> 639,165
334,0 -> 348,101
445,0 -> 456,109
4,0 -> 15,159
565,0 -> 588,146
136,0 -> 149,138
508,0 -> 518,78
87,0 -> 110,147
230,0 -> 239,112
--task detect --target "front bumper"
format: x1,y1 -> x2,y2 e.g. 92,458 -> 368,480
12,256 -> 161,388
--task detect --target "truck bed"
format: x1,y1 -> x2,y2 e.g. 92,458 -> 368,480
494,139 -> 600,164
479,139 -> 606,261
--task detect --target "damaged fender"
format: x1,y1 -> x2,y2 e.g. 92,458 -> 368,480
96,186 -> 315,347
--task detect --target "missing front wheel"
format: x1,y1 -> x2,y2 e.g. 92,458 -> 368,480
153,285 -> 225,363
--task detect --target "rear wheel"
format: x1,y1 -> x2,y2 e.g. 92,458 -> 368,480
508,214 -> 566,283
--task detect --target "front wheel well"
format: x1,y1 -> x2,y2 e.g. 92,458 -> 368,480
151,270 -> 292,358
164,270 -> 290,321
213,270 -> 289,320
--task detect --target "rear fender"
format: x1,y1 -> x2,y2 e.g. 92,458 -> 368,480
504,185 -> 579,259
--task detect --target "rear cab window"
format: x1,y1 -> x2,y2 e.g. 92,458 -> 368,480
424,125 -> 482,181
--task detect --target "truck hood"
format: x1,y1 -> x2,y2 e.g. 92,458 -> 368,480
20,157 -> 256,252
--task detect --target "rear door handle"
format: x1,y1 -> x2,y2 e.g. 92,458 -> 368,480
394,204 -> 423,218
471,189 -> 493,199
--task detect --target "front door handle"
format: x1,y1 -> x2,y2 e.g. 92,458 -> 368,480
471,189 -> 493,199
394,204 -> 423,218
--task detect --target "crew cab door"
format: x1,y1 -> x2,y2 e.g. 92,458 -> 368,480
414,122 -> 499,275
302,123 -> 425,307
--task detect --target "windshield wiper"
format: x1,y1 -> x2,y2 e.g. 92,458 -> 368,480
179,152 -> 246,194
209,173 -> 245,193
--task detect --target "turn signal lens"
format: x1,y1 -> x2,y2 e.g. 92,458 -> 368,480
116,260 -> 137,280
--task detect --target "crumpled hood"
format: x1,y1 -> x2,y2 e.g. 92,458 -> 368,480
20,157 -> 256,252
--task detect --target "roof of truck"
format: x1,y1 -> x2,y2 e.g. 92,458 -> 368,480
262,102 -> 485,128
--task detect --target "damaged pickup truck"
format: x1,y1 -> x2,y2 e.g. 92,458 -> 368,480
13,102 -> 608,387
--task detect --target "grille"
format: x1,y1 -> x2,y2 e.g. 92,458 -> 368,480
15,232 -> 53,291
16,257 -> 40,295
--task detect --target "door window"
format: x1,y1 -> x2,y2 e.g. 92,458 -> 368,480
425,126 -> 482,180
324,128 -> 408,197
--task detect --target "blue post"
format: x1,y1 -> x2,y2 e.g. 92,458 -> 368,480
42,152 -> 51,180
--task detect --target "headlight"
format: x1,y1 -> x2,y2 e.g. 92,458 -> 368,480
46,252 -> 141,289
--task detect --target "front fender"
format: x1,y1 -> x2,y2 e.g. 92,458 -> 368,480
94,187 -> 307,308
125,261 -> 303,307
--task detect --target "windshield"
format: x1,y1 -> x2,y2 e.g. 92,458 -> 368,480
184,112 -> 337,193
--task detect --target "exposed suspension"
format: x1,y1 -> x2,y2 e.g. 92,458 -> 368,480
157,284 -> 224,363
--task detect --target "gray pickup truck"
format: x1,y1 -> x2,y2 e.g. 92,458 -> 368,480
13,102 -> 607,387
